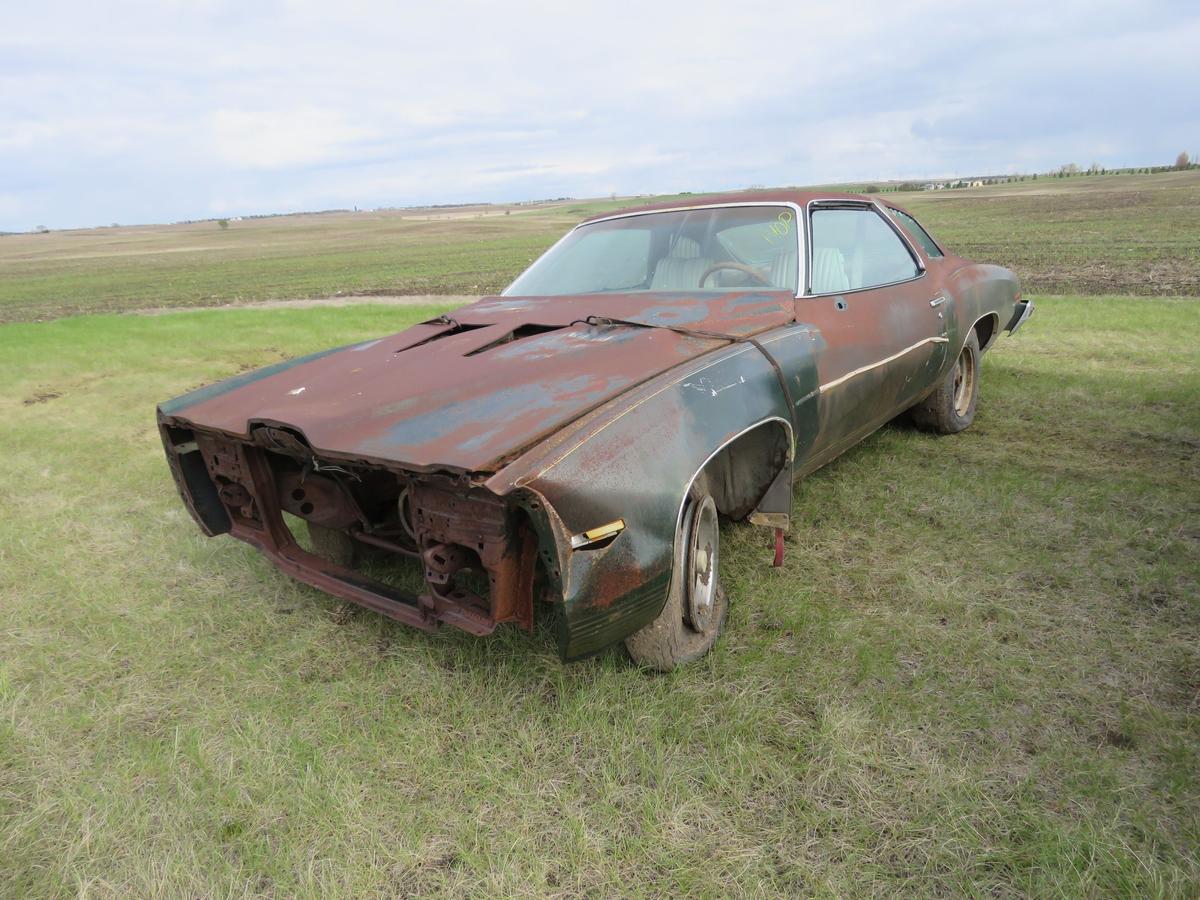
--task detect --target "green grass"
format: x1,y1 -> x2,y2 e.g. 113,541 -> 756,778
1,297 -> 1197,895
1,173 -> 1196,323
0,211 -> 567,323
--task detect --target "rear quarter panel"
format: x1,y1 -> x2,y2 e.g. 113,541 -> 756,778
942,260 -> 1021,352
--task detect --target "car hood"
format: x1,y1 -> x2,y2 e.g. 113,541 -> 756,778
159,290 -> 795,473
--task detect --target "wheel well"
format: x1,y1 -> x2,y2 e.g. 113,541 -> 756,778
974,313 -> 999,351
697,420 -> 791,520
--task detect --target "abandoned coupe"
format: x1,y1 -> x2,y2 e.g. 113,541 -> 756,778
159,191 -> 1033,668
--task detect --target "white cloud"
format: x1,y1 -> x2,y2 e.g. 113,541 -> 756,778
0,0 -> 1196,228
210,107 -> 378,168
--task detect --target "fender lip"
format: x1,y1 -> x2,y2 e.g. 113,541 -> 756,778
1006,299 -> 1035,334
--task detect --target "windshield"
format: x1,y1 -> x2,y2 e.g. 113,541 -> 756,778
505,205 -> 799,296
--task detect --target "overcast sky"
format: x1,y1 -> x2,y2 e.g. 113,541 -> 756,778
2,0 -> 1197,231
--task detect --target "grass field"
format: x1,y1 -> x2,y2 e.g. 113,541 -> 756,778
1,294 -> 1197,895
1,171 -> 1197,323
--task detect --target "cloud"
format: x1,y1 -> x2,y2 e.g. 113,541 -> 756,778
0,0 -> 1197,229
210,107 -> 379,168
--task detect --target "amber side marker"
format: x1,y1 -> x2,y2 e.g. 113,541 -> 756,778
570,519 -> 626,550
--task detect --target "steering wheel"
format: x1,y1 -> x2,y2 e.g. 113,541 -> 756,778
698,262 -> 771,288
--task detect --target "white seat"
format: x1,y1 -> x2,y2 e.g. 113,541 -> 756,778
811,248 -> 850,293
651,256 -> 716,290
651,236 -> 714,290
669,236 -> 701,258
846,245 -> 864,289
768,253 -> 797,291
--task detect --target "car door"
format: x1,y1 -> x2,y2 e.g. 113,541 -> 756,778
793,201 -> 949,470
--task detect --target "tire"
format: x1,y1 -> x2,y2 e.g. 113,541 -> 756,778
912,331 -> 981,434
625,482 -> 729,671
307,522 -> 356,566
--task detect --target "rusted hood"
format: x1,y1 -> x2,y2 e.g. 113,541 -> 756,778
158,290 -> 795,473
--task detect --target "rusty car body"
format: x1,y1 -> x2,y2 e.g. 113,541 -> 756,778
158,191 -> 1033,668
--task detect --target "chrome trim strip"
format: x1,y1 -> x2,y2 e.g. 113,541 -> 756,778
504,201 -> 807,299
807,272 -> 927,298
818,336 -> 950,393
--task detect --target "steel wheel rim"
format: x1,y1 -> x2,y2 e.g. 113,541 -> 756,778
953,345 -> 975,416
685,495 -> 719,632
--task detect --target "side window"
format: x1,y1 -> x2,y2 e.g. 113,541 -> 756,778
809,207 -> 920,293
887,208 -> 944,258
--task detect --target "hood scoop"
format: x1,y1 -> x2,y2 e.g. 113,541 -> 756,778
396,318 -> 490,353
463,323 -> 563,357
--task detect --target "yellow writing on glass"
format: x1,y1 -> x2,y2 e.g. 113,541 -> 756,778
763,210 -> 793,244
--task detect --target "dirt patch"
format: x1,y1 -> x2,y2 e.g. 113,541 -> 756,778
128,294 -> 478,316
1102,728 -> 1137,750
1024,257 -> 1200,297
23,391 -> 62,405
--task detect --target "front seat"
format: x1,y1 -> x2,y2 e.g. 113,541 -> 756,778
650,236 -> 716,290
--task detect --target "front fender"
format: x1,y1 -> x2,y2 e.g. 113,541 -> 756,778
490,325 -> 821,659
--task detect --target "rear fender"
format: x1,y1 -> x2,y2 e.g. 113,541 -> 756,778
945,263 -> 1021,357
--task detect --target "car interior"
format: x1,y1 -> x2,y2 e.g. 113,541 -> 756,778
504,206 -> 802,296
647,227 -> 798,292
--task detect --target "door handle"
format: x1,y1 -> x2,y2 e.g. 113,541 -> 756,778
929,296 -> 946,307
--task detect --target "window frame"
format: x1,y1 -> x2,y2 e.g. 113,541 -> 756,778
885,206 -> 945,259
803,199 -> 927,297
502,202 -> 806,298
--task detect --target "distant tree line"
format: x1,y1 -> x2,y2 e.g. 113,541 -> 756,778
20,154 -> 1198,234
1046,153 -> 1193,178
852,152 -> 1196,194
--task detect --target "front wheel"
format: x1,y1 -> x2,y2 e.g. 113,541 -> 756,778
911,331 -> 981,434
625,484 -> 728,671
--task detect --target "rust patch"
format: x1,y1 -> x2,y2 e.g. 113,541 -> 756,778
159,289 -> 796,475
170,425 -> 542,638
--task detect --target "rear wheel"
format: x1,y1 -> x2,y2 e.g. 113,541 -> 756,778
625,483 -> 728,670
912,331 -> 981,434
